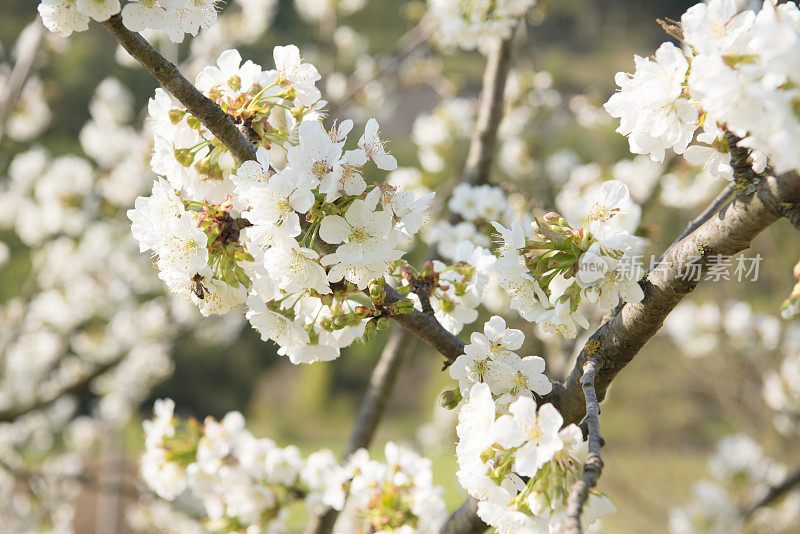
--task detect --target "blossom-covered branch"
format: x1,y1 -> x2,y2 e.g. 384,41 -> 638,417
0,354 -> 124,423
742,467 -> 800,519
550,169 -> 800,426
100,14 -> 258,163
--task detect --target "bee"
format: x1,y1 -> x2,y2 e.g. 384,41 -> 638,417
190,274 -> 207,300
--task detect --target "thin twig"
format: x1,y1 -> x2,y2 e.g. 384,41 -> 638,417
742,468 -> 800,519
99,15 -> 257,163
303,328 -> 418,534
460,34 -> 515,187
563,357 -> 603,534
0,355 -> 125,422
0,20 -> 45,145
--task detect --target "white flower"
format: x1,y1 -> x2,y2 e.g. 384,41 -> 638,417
478,497 -> 549,534
509,356 -> 552,397
76,0 -> 120,21
537,300 -> 589,339
273,44 -> 322,107
143,398 -> 176,448
683,144 -> 734,181
576,243 -> 610,288
246,295 -> 310,347
121,0 -> 167,33
127,178 -> 185,253
319,199 -> 402,289
262,239 -> 332,295
38,0 -> 90,37
492,399 -> 564,477
584,254 -> 645,310
287,121 -> 343,192
604,41 -> 698,162
358,118 -> 397,170
141,448 -> 188,500
681,0 -> 755,55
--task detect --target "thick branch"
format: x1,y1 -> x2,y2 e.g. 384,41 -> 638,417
99,15 -> 257,163
444,163 -> 800,534
0,20 -> 45,144
549,169 -> 800,426
385,285 -> 464,362
304,328 -> 417,534
652,183 -> 735,270
563,358 -> 604,534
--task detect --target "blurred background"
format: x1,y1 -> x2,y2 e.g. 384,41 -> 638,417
1,1 -> 798,533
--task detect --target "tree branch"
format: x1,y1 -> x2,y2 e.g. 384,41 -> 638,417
549,168 -> 800,426
0,20 -> 45,145
439,497 -> 486,534
0,355 -> 124,422
304,328 -> 418,534
651,183 -> 735,270
742,467 -> 800,519
460,35 -> 515,187
444,161 -> 800,533
563,357 -> 603,534
99,15 -> 257,163
385,284 -> 464,362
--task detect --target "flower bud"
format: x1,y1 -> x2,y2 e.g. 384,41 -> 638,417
369,279 -> 385,299
332,313 -> 353,330
376,316 -> 390,330
227,75 -> 242,92
439,388 -> 463,410
362,319 -> 378,343
168,109 -> 186,124
186,115 -> 201,130
386,298 -> 415,315
173,148 -> 195,167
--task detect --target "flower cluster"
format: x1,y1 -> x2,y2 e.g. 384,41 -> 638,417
141,400 -> 446,533
149,46 -> 321,204
391,241 -> 495,335
448,316 -> 551,408
333,443 -> 447,533
493,180 -> 644,338
143,399 -> 313,531
427,0 -> 537,51
37,0 -> 220,42
424,182 -> 522,261
606,0 -> 800,174
456,383 -> 614,533
670,434 -> 799,534
663,299 -> 782,359
129,47 -> 433,363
